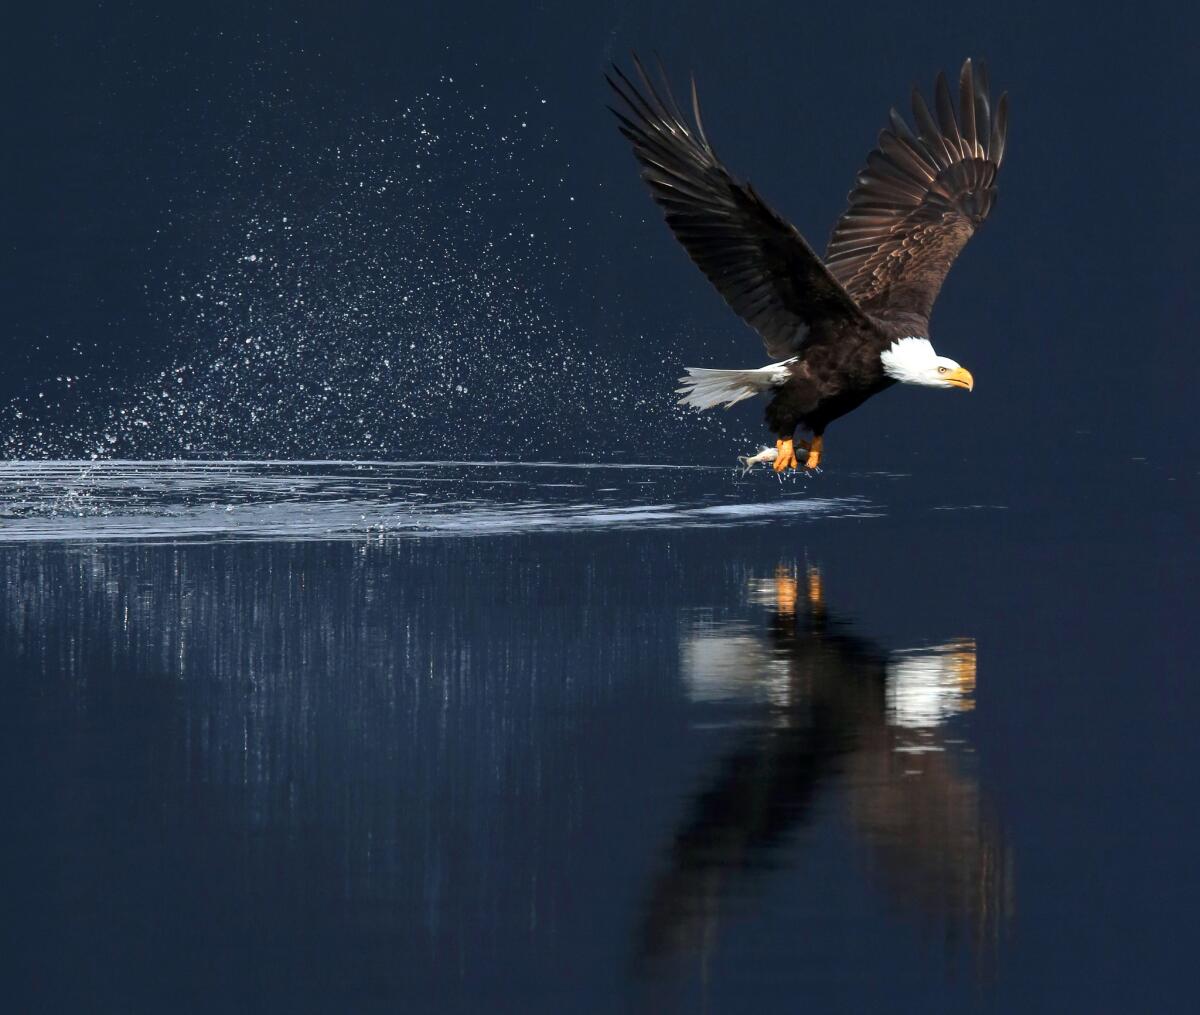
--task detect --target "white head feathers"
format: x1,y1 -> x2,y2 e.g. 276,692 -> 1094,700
880,337 -> 971,389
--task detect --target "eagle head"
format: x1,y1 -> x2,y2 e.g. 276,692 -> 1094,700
881,337 -> 974,391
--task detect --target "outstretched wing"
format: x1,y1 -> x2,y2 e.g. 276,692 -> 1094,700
608,58 -> 868,361
825,59 -> 1009,323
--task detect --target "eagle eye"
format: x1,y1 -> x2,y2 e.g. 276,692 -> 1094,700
937,366 -> 948,374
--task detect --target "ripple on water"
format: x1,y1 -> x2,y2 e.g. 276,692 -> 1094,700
0,461 -> 874,543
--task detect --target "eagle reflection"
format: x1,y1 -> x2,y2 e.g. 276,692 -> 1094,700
639,565 -> 1011,970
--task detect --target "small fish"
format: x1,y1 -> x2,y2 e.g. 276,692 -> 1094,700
736,446 -> 779,475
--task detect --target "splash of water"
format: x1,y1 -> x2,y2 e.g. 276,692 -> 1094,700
2,80 -> 750,463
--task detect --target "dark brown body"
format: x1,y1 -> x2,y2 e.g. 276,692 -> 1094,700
765,310 -> 924,440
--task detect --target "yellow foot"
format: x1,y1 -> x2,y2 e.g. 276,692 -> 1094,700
803,436 -> 824,470
773,438 -> 799,472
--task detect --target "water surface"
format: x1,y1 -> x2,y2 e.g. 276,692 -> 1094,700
0,460 -> 1194,1012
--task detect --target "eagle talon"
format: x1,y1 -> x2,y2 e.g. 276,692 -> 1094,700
773,438 -> 800,472
802,436 -> 823,471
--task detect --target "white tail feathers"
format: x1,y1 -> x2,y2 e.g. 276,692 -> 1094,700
676,358 -> 796,410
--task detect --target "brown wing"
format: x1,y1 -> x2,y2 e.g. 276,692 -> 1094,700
608,58 -> 869,361
825,59 -> 1009,323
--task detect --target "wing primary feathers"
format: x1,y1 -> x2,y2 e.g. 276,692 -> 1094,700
825,60 -> 1009,322
910,88 -> 954,169
885,112 -> 939,178
887,108 -> 920,149
991,92 -> 1009,167
876,133 -> 936,183
934,71 -> 963,157
608,66 -> 662,135
607,54 -> 869,359
865,150 -> 928,192
632,55 -> 674,126
973,60 -> 992,152
651,53 -> 690,129
690,77 -> 712,150
959,59 -> 978,157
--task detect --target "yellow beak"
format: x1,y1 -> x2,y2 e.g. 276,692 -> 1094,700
946,366 -> 974,391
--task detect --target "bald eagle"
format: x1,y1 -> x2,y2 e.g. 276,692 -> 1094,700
608,58 -> 1008,471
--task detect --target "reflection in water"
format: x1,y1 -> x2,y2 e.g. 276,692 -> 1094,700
643,565 -> 1012,973
0,535 -> 1013,1010
0,539 -> 622,1008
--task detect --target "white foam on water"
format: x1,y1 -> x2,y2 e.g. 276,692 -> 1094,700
0,460 -> 874,543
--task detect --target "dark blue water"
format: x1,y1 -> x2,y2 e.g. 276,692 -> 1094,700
0,458 -> 1194,1012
